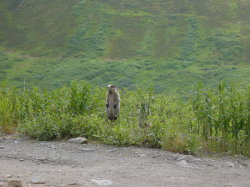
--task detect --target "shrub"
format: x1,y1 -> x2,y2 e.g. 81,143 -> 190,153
19,112 -> 58,141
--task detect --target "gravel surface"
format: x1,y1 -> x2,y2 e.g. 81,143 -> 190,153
0,135 -> 250,187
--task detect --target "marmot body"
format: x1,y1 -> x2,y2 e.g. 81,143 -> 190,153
106,85 -> 120,121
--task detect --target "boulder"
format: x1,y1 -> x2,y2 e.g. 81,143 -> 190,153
69,137 -> 88,144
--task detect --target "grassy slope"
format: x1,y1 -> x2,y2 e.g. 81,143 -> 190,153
0,0 -> 250,93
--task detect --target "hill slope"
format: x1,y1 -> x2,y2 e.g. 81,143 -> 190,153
0,0 -> 250,92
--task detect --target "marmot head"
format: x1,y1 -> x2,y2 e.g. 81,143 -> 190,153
107,85 -> 117,93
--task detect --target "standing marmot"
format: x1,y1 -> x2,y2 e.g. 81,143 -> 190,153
106,85 -> 120,121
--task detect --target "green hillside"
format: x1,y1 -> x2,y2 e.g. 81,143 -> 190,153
0,0 -> 250,93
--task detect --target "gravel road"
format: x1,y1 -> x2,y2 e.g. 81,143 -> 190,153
0,135 -> 250,187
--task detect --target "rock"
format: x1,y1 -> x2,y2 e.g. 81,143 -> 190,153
0,146 -> 4,149
7,180 -> 23,187
227,162 -> 235,168
172,153 -> 181,160
19,158 -> 24,162
81,148 -> 96,152
0,137 -> 5,141
0,182 -> 5,187
91,179 -> 113,186
69,137 -> 88,144
5,175 -> 13,178
36,157 -> 46,163
176,155 -> 188,161
237,160 -> 248,167
177,160 -> 190,168
106,148 -> 118,153
152,154 -> 159,158
193,158 -> 201,162
139,154 -> 146,158
68,182 -> 78,185
31,177 -> 46,184
205,163 -> 212,166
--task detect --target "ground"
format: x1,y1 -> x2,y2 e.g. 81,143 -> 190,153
0,135 -> 250,187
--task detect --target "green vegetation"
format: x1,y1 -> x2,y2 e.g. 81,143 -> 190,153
0,81 -> 249,156
0,0 -> 249,157
1,49 -> 250,94
0,0 -> 249,93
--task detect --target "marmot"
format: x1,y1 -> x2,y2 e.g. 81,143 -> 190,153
106,85 -> 120,121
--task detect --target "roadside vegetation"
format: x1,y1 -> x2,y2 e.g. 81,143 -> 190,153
0,81 -> 249,157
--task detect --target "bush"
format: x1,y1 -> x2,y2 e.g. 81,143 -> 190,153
19,112 -> 58,141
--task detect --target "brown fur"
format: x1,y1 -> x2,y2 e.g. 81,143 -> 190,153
106,85 -> 120,121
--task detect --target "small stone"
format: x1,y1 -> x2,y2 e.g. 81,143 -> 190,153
177,160 -> 189,168
68,182 -> 78,185
19,158 -> 24,162
139,154 -> 146,158
227,162 -> 235,168
152,154 -> 159,158
7,180 -> 23,187
81,148 -> 96,152
206,163 -> 212,166
106,148 -> 118,153
14,140 -> 18,144
193,158 -> 201,162
37,157 -> 46,162
0,182 -> 5,187
69,137 -> 88,144
91,179 -> 113,186
176,156 -> 187,161
5,175 -> 13,178
237,160 -> 248,167
31,177 -> 46,184
0,146 -> 4,149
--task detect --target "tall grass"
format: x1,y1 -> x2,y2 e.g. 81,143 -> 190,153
191,81 -> 250,155
0,86 -> 20,133
0,81 -> 249,156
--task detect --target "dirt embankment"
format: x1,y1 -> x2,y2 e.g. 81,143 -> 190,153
0,135 -> 250,187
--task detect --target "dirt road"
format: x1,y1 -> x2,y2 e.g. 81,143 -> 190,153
0,135 -> 250,187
